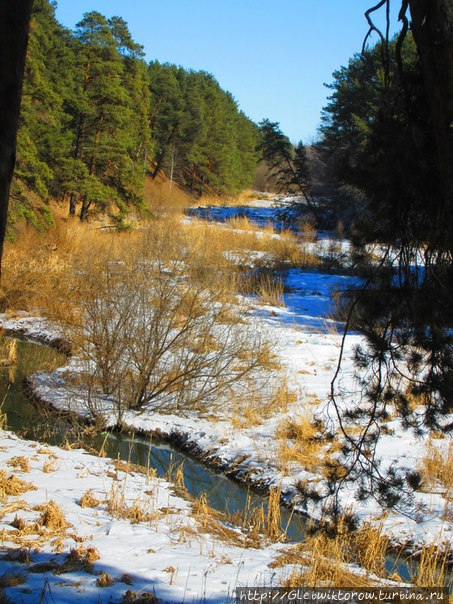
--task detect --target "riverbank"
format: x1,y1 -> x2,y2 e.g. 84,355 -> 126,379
0,430 -> 291,603
1,297 -> 451,557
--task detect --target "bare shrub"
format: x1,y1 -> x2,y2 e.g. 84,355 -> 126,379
63,226 -> 275,420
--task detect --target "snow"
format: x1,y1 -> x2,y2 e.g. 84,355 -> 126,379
0,431 -> 287,603
0,312 -> 64,346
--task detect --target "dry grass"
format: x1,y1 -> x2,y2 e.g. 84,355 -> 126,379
0,340 -> 17,367
198,189 -> 267,207
2,501 -> 72,551
419,440 -> 452,499
122,589 -> 159,603
0,471 -> 36,498
231,402 -> 263,429
2,219 -> 111,313
55,545 -> 100,575
231,378 -> 296,429
2,202 -> 316,319
0,410 -> 6,432
1,549 -> 30,564
276,412 -> 325,472
274,519 -> 388,587
96,572 -> 115,587
265,485 -> 285,541
273,518 -> 450,589
144,174 -> 193,212
0,572 -> 26,588
37,448 -> 54,456
182,215 -> 317,270
192,493 -> 249,546
79,490 -> 100,508
256,274 -> 285,306
298,217 -> 317,243
353,522 -> 390,577
37,500 -> 71,531
191,485 -> 289,547
42,458 -> 59,473
0,500 -> 29,520
412,543 -> 449,587
107,483 -> 157,524
6,457 -> 30,473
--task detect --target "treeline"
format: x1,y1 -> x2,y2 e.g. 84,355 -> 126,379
11,0 -> 259,228
149,63 -> 259,197
258,34 -> 436,235
316,33 -> 441,244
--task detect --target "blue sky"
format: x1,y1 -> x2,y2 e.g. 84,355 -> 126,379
55,0 -> 401,143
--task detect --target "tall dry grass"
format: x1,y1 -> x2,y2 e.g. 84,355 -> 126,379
418,440 -> 452,521
2,209 -> 318,316
144,174 -> 193,212
276,412 -> 326,473
275,518 -> 448,589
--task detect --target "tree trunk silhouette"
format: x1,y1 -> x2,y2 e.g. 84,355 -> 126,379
408,0 -> 453,249
0,1 -> 34,285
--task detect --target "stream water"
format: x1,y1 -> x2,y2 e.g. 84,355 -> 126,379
1,337 -> 307,542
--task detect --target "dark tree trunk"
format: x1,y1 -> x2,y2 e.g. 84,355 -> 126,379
69,193 -> 77,216
0,1 -> 34,284
409,0 -> 453,248
80,198 -> 91,221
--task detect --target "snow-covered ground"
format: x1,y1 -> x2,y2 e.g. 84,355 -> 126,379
0,431 -> 288,603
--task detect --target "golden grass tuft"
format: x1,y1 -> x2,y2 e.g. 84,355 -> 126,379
256,342 -> 282,371
107,483 -> 157,524
96,572 -> 115,587
298,217 -> 318,242
412,543 -> 448,588
231,377 -> 297,430
42,458 -> 59,473
144,174 -> 193,212
419,440 -> 452,499
192,493 -> 252,547
55,545 -> 101,575
0,471 -> 36,498
6,341 -> 17,366
276,521 -> 380,587
37,448 -> 53,456
6,456 -> 30,473
352,522 -> 390,577
113,459 -> 155,477
79,490 -> 100,508
2,501 -> 72,551
276,412 -> 324,472
38,500 -> 70,531
266,484 -> 284,541
274,517 -> 449,589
